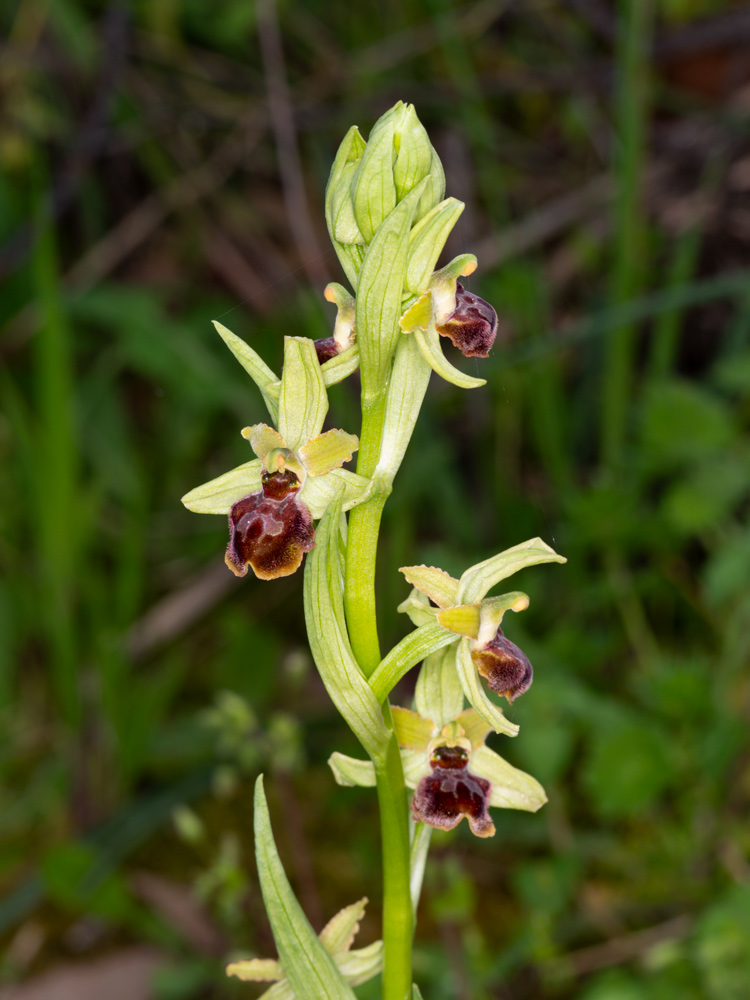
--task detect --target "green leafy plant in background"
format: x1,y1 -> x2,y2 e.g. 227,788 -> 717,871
182,102 -> 565,998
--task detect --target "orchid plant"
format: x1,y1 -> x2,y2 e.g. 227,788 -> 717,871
182,102 -> 566,1000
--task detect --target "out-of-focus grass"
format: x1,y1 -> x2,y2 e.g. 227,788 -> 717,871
2,1 -> 750,998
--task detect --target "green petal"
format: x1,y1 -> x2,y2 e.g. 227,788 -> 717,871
181,459 -> 262,514
414,645 -> 465,729
405,198 -> 465,295
328,752 -> 376,788
299,429 -> 359,477
369,622 -> 457,703
321,345 -> 360,386
320,898 -> 368,955
279,337 -> 328,452
399,565 -> 460,609
335,941 -> 383,986
304,493 -> 390,760
242,423 -> 287,459
300,468 -> 370,519
471,745 -> 547,812
397,587 -> 438,627
435,603 -> 480,638
413,318 -> 486,390
213,321 -> 280,423
226,958 -> 282,982
391,707 -> 435,751
254,777 -> 358,1000
458,538 -> 567,604
455,639 -> 519,737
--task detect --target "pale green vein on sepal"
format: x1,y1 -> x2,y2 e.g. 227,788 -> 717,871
303,491 -> 390,760
325,126 -> 367,289
300,469 -> 370,520
414,646 -> 464,730
369,622 -> 457,703
455,639 -> 520,737
212,321 -> 280,423
471,745 -> 548,812
328,752 -> 376,788
458,537 -> 567,604
279,337 -> 328,452
321,345 -> 360,386
253,776 -> 358,1000
413,319 -> 486,389
405,198 -> 465,295
374,334 -> 432,485
181,458 -> 262,514
399,564 -> 460,609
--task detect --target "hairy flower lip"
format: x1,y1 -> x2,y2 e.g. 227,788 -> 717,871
436,282 -> 498,358
412,761 -> 495,838
471,628 -> 533,703
225,480 -> 315,580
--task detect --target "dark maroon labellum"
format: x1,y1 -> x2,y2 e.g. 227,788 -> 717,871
225,474 -> 315,580
436,282 -> 497,358
313,336 -> 342,365
471,628 -> 533,703
412,747 -> 495,837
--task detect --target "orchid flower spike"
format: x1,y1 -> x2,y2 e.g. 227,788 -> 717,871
398,538 -> 566,734
329,647 -> 546,837
181,336 -> 369,579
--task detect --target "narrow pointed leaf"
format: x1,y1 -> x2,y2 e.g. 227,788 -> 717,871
405,198 -> 464,294
369,622 -> 456,702
300,468 -> 370,519
328,752 -> 376,788
472,745 -> 547,812
399,565 -> 460,609
181,459 -> 262,514
254,777 -> 358,1000
319,898 -> 368,955
375,334 -> 432,485
304,493 -> 389,759
414,646 -> 465,729
279,337 -> 328,451
458,538 -> 567,604
455,639 -> 519,737
213,321 -> 279,423
300,429 -> 359,477
356,180 -> 428,396
413,319 -> 485,389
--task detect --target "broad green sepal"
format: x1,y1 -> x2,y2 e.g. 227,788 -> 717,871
328,752 -> 376,788
181,458 -> 262,514
369,622 -> 457,703
279,337 -> 328,452
458,537 -> 567,604
321,345 -> 360,386
375,334 -> 432,486
399,565 -> 460,609
414,318 -> 486,389
414,646 -> 464,729
471,745 -> 548,812
335,940 -> 383,986
455,639 -> 519,737
351,105 -> 404,243
213,321 -> 280,423
300,468 -> 370,519
300,429 -> 359,477
320,898 -> 368,954
397,587 -> 438,627
405,198 -> 465,294
304,491 -> 390,759
326,126 -> 367,288
253,776 -> 358,1000
356,179 -> 429,397
391,706 -> 435,751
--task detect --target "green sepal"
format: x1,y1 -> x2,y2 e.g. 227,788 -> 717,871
328,752 -> 376,788
413,317 -> 486,390
356,178 -> 429,397
300,429 -> 359,477
374,333 -> 432,486
414,646 -> 464,729
399,564 -> 460,609
369,622 -> 457,703
213,321 -> 280,423
405,198 -> 465,295
279,337 -> 329,452
455,639 -> 519,737
319,898 -> 368,954
397,587 -> 438,627
303,491 -> 390,760
351,106 -> 400,244
325,126 -> 367,288
181,458 -> 262,514
472,745 -> 547,812
300,468 -> 370,519
225,958 -> 282,982
321,345 -> 360,386
393,104 -> 434,203
458,537 -> 567,604
335,940 -> 383,986
417,146 -> 445,219
253,776 -> 358,1000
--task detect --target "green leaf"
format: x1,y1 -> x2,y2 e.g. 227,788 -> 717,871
455,639 -> 519,737
253,776 -> 358,1000
279,337 -> 329,452
369,622 -> 457,703
181,459 -> 262,514
414,646 -> 465,729
458,537 -> 566,604
356,180 -> 428,397
303,492 -> 389,759
213,321 -> 279,423
641,378 -> 734,470
405,198 -> 465,294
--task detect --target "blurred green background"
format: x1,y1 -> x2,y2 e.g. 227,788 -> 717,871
2,0 -> 750,997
